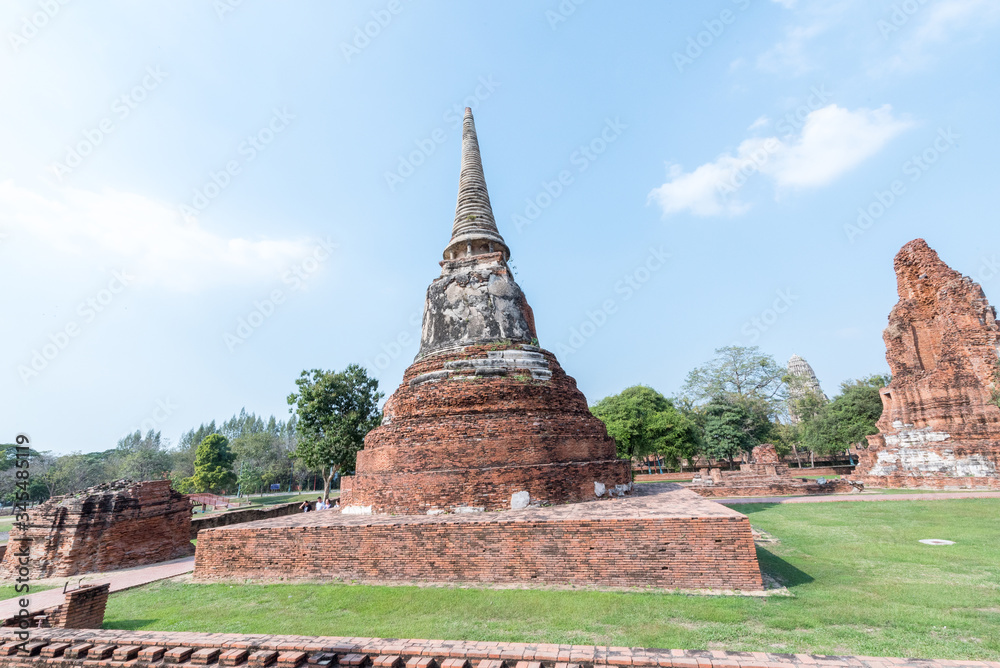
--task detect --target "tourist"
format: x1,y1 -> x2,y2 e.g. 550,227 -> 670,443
299,500 -> 312,513
316,496 -> 324,510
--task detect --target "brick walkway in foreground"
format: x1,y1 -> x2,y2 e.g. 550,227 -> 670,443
0,630 -> 995,668
716,490 -> 1000,504
0,555 -> 193,618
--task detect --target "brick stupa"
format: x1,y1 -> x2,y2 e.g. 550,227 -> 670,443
340,108 -> 631,515
192,111 -> 763,592
856,239 -> 1000,488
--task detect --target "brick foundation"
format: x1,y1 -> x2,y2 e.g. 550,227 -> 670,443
0,480 -> 194,579
686,446 -> 861,498
190,503 -> 300,539
194,484 -> 763,591
348,345 -> 632,515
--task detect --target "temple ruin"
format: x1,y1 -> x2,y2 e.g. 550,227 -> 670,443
688,444 -> 859,497
786,354 -> 828,424
340,108 -> 630,515
193,109 -> 763,591
0,480 -> 193,580
856,239 -> 1000,488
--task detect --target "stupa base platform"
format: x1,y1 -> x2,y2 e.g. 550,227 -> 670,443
193,483 -> 764,592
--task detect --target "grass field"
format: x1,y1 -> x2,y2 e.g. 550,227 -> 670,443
103,499 -> 1000,661
0,584 -> 54,600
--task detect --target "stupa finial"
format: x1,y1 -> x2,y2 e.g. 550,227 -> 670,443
444,108 -> 509,261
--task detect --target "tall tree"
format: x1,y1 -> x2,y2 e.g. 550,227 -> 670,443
800,375 -> 887,457
172,420 -> 218,480
682,345 -> 788,416
287,364 -> 383,500
180,434 -> 237,493
113,430 -> 172,481
590,386 -> 701,469
700,398 -> 766,468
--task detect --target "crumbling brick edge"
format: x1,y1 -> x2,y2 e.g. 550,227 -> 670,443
0,630 -> 994,668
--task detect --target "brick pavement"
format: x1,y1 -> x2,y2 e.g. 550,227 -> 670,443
0,630 -> 994,668
0,555 -> 193,618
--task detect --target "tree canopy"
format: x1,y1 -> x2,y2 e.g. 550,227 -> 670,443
179,434 -> 237,493
288,364 -> 383,500
681,345 -> 787,416
590,385 -> 701,468
798,375 -> 887,456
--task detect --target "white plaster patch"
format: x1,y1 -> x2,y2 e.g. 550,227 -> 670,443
869,445 -> 997,477
594,481 -> 606,497
454,506 -> 485,514
510,491 -> 530,509
340,505 -> 372,515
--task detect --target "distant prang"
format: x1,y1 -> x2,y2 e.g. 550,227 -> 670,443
786,354 -> 827,424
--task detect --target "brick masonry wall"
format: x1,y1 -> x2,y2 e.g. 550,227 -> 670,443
686,480 -> 857,498
857,240 -> 1000,488
194,485 -> 763,592
351,345 -> 632,514
0,480 -> 194,579
190,503 -> 300,539
1,629 -> 990,668
50,584 -> 110,629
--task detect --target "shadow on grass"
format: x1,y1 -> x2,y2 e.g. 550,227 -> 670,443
755,545 -> 814,589
103,620 -> 156,630
725,502 -> 782,515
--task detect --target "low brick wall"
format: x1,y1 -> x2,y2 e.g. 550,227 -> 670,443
687,480 -> 857,498
190,503 -> 301,539
1,584 -> 110,630
784,465 -> 855,476
194,485 -> 763,592
634,472 -> 692,482
0,629 -> 989,668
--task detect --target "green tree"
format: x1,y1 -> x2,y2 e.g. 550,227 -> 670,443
682,345 -> 787,417
113,430 -> 173,481
171,420 -> 218,480
800,375 -> 887,457
590,386 -> 701,469
180,434 -> 237,493
701,397 -> 771,468
288,364 -> 383,501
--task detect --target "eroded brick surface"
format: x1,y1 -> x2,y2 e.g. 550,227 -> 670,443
347,344 -> 631,514
194,484 -> 762,591
0,479 -> 193,579
687,445 -> 859,498
856,239 -> 1000,489
0,630 -> 992,668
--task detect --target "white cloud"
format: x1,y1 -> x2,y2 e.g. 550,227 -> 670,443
0,181 -> 316,292
880,0 -> 1000,73
757,22 -> 826,74
649,104 -> 912,218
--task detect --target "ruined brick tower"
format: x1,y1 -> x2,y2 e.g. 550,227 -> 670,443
856,239 -> 1000,488
342,108 -> 631,514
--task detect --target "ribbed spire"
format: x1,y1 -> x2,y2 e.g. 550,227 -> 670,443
444,108 -> 509,261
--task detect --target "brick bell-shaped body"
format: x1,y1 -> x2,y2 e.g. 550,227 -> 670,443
342,109 -> 631,515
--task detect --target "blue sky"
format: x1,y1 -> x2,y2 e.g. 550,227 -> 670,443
2,0 -> 998,455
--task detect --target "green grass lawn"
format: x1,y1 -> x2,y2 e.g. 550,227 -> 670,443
103,499 -> 1000,661
0,584 -> 54,600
